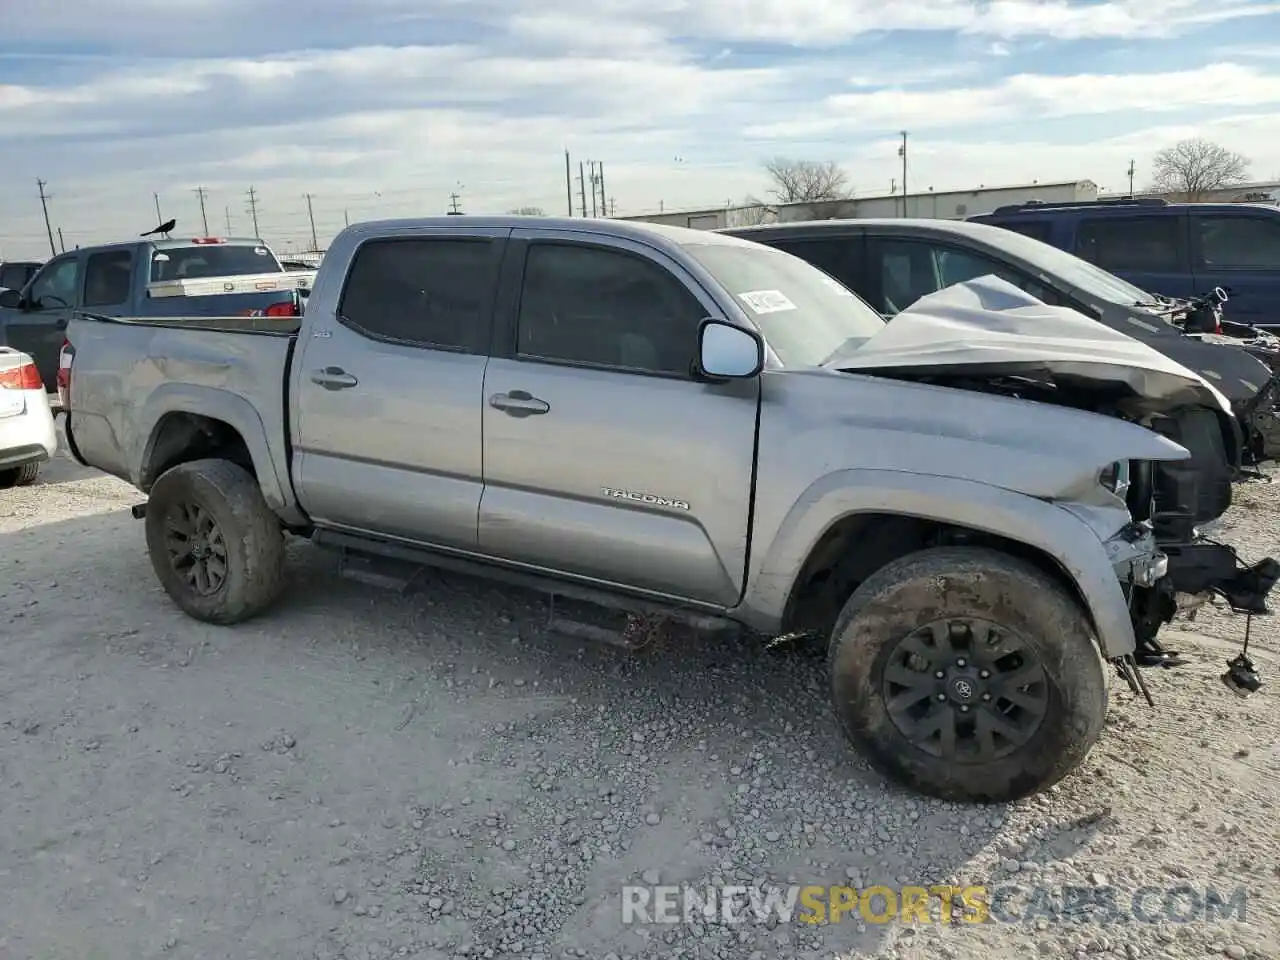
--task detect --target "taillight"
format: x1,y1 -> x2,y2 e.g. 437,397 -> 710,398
0,360 -> 43,391
265,301 -> 298,318
57,338 -> 74,408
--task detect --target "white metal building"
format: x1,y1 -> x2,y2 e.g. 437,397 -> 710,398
620,180 -> 1100,230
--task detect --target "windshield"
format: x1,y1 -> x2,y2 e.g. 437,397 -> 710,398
680,241 -> 886,367
150,243 -> 283,283
979,225 -> 1158,306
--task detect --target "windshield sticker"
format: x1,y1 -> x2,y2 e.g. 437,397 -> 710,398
738,289 -> 797,314
253,247 -> 269,255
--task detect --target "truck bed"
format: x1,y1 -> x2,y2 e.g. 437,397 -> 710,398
63,314 -> 297,494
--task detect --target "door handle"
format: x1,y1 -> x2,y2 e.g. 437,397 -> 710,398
311,366 -> 358,390
489,390 -> 550,417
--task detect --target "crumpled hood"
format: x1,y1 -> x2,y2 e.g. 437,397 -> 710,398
834,276 -> 1236,419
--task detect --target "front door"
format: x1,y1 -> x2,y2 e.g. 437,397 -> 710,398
477,232 -> 759,606
5,253 -> 80,391
291,230 -> 507,549
1188,208 -> 1280,328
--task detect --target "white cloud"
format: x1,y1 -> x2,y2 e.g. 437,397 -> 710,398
747,63 -> 1280,139
2,0 -> 1280,256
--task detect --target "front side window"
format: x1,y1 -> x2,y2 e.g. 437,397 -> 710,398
84,250 -> 134,307
1195,215 -> 1280,270
516,242 -> 705,376
338,238 -> 494,351
1075,216 -> 1180,272
27,257 -> 80,308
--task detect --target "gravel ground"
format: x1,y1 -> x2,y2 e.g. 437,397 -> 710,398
0,438 -> 1277,960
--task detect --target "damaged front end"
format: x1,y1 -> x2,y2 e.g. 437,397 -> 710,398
832,277 -> 1279,698
1117,458 -> 1279,699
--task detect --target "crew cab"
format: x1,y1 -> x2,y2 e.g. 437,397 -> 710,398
60,217 -> 1274,803
0,236 -> 311,393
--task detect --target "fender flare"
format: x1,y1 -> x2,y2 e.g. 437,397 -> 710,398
131,383 -> 304,525
740,469 -> 1138,658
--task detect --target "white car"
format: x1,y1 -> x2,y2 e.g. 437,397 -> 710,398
0,347 -> 57,487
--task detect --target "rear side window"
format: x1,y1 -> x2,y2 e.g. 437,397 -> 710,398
992,220 -> 1052,243
767,237 -> 862,292
1195,215 -> 1280,270
84,250 -> 134,307
339,238 -> 494,351
1074,216 -> 1180,272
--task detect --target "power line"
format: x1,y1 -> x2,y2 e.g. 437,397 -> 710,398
194,186 -> 210,235
36,179 -> 56,257
246,186 -> 260,237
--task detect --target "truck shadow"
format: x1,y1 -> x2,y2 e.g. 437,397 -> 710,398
0,509 -> 1125,958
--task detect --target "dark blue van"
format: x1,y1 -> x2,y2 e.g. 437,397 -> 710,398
969,198 -> 1280,329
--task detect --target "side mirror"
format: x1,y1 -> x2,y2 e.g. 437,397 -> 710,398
696,319 -> 763,380
0,289 -> 22,309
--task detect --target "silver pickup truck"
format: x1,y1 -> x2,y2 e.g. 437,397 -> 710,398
60,216 -> 1267,803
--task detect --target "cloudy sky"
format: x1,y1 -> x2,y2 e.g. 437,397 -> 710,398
2,0 -> 1279,258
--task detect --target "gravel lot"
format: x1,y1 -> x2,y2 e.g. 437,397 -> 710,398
1,435 -> 1277,960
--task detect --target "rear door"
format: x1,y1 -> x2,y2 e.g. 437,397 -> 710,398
477,229 -> 758,606
1070,212 -> 1190,300
1187,208 -> 1280,328
291,229 -> 507,548
4,252 -> 81,390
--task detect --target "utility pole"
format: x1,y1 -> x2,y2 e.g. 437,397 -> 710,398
564,149 -> 574,217
304,193 -> 319,251
246,186 -> 261,237
344,209 -> 350,227
1127,159 -> 1135,198
609,197 -> 616,216
225,205 -> 233,234
448,191 -> 462,214
153,192 -> 163,223
589,162 -> 598,217
578,162 -> 588,218
36,179 -> 56,256
194,186 -> 210,235
597,162 -> 607,217
898,131 -> 908,217
57,227 -> 66,253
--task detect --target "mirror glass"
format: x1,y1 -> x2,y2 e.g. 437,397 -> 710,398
0,289 -> 21,309
700,320 -> 762,378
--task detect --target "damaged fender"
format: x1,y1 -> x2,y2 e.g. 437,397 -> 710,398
742,470 -> 1167,660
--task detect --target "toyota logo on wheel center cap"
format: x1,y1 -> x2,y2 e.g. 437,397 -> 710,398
950,678 -> 975,702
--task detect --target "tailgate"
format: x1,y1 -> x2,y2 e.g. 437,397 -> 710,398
147,270 -> 316,299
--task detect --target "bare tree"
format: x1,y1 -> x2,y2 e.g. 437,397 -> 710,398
1150,138 -> 1250,201
507,206 -> 548,216
725,196 -> 777,227
763,158 -> 850,203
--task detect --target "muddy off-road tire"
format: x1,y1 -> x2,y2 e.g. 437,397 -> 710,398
0,462 -> 41,488
828,546 -> 1108,803
144,458 -> 285,624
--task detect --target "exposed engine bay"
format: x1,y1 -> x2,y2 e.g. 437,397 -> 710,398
834,277 -> 1279,697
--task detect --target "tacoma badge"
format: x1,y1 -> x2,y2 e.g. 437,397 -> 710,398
601,487 -> 691,511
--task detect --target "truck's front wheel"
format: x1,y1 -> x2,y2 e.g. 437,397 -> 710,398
145,458 -> 285,624
828,546 -> 1108,803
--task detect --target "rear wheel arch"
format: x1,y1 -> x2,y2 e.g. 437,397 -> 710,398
141,412 -> 257,490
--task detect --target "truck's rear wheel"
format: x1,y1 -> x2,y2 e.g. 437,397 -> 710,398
827,546 -> 1108,803
145,458 -> 285,624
